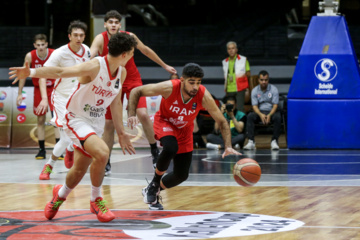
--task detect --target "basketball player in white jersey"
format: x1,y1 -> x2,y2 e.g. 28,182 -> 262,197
38,20 -> 91,180
9,32 -> 137,223
90,10 -> 177,174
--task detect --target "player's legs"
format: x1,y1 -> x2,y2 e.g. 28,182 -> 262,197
48,90 -> 61,142
50,111 -> 62,159
136,106 -> 159,168
102,119 -> 114,175
64,148 -> 93,188
44,147 -> 92,221
136,107 -> 156,144
35,114 -> 46,159
143,135 -> 178,205
84,134 -> 110,187
160,151 -> 192,189
33,87 -> 47,159
39,129 -> 72,180
37,114 -> 46,141
102,105 -> 114,175
54,126 -> 60,139
83,134 -> 115,222
102,119 -> 115,157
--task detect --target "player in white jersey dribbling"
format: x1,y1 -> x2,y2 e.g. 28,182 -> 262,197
38,20 -> 91,180
9,32 -> 137,223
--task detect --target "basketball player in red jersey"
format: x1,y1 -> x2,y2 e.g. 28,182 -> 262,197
90,10 -> 177,174
128,63 -> 241,210
16,34 -> 60,159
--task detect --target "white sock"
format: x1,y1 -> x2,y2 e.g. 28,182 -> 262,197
91,185 -> 102,202
46,157 -> 56,167
58,184 -> 73,199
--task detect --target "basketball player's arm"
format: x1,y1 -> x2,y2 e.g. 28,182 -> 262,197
36,78 -> 48,115
202,89 -> 241,158
9,59 -> 99,83
132,33 -> 177,74
214,103 -> 226,134
15,52 -> 32,106
127,80 -> 173,129
89,34 -> 103,59
110,68 -> 136,155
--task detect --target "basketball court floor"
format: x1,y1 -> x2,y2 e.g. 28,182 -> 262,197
0,147 -> 360,239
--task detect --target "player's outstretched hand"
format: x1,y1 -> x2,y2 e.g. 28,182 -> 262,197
118,132 -> 136,155
222,147 -> 242,159
127,116 -> 139,130
164,65 -> 177,75
9,62 -> 31,84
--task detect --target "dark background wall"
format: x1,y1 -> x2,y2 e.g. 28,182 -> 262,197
1,0 -> 360,69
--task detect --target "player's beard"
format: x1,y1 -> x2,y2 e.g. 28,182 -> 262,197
185,89 -> 197,97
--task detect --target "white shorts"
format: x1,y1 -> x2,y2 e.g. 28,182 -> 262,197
63,112 -> 105,157
51,92 -> 68,127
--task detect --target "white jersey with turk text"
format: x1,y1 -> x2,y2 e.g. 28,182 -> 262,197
44,43 -> 91,97
65,56 -> 122,122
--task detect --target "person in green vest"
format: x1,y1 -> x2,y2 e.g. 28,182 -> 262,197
222,41 -> 251,112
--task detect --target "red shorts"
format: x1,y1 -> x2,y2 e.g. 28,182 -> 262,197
105,86 -> 147,120
33,86 -> 54,116
153,115 -> 194,154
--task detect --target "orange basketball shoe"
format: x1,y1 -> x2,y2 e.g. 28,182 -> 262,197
44,185 -> 66,220
64,149 -> 74,169
39,164 -> 53,180
90,197 -> 115,222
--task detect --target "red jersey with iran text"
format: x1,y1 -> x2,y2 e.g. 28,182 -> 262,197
154,79 -> 205,153
100,31 -> 142,87
30,49 -> 56,87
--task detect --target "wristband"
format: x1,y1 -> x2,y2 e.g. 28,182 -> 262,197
29,68 -> 36,77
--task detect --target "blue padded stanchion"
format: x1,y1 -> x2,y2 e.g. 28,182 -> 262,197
287,16 -> 360,149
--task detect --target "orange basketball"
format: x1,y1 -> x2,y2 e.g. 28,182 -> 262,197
233,158 -> 261,187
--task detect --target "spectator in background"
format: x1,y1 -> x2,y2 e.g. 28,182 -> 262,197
16,34 -> 60,160
222,41 -> 251,112
170,73 -> 179,79
206,96 -> 246,150
243,70 -> 281,150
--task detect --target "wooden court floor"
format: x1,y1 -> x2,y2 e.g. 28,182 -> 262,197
0,148 -> 360,239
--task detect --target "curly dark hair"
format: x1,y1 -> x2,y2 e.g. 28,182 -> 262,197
104,10 -> 122,22
182,63 -> 204,79
108,32 -> 137,57
67,20 -> 87,34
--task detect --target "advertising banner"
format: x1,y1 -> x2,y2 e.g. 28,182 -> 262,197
0,87 -> 12,148
11,87 -> 55,148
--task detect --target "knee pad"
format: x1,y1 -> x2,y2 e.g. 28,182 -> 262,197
162,172 -> 188,189
156,136 -> 178,171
